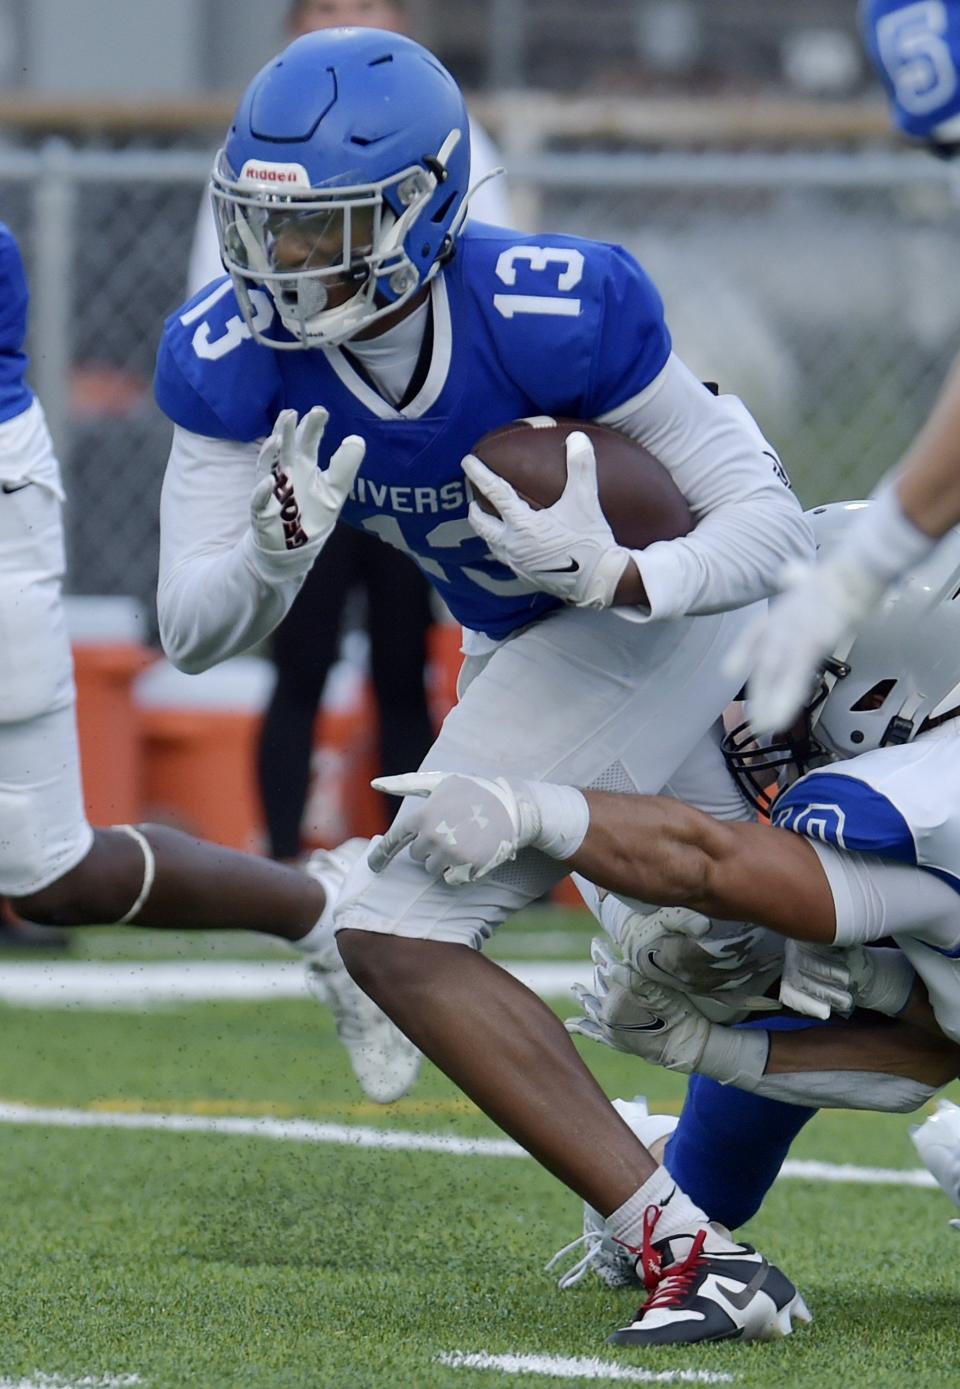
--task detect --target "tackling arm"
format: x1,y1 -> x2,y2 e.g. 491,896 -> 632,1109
895,351 -> 960,539
569,789 -> 837,943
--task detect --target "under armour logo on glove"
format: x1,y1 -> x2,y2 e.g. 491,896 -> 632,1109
367,771 -> 539,885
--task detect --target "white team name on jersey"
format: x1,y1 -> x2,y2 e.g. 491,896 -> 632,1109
351,477 -> 467,514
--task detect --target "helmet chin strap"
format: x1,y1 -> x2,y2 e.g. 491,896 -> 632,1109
449,164 -> 507,238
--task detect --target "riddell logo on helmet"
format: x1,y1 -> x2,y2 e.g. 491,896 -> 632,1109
239,160 -> 310,187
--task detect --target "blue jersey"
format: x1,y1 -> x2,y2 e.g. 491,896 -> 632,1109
772,727 -> 960,900
0,224 -> 33,424
154,224 -> 671,639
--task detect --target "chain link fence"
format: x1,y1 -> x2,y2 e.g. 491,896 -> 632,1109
4,140 -> 958,633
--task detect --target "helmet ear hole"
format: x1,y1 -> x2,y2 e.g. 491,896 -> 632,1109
850,679 -> 896,712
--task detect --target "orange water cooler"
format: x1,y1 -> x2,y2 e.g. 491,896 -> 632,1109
65,596 -> 155,825
134,656 -> 273,853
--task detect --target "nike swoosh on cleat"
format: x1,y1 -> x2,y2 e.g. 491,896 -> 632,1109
541,557 -> 580,574
709,1260 -> 769,1311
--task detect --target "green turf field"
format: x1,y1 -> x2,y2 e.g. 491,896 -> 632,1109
1,918 -> 958,1389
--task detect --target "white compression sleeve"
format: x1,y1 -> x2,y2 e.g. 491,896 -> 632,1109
749,1070 -> 937,1114
596,353 -> 812,621
158,426 -> 315,673
808,842 -> 960,947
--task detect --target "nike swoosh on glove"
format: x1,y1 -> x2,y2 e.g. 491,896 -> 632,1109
565,937 -> 712,1072
621,904 -> 783,1022
251,406 -> 366,560
463,430 -> 631,608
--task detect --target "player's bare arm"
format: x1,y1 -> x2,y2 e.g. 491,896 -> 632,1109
895,352 -> 960,538
372,770 -> 835,942
572,789 -> 836,943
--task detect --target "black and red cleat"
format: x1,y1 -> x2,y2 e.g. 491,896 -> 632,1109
608,1207 -> 812,1346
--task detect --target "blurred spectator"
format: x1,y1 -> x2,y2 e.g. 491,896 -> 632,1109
186,0 -> 513,862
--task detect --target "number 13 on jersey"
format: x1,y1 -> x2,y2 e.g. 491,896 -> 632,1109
493,246 -> 585,319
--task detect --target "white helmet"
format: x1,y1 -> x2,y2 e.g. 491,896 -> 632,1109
808,500 -> 960,757
723,499 -> 960,808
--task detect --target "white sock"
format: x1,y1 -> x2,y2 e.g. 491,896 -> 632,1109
290,872 -> 339,962
607,1165 -> 714,1252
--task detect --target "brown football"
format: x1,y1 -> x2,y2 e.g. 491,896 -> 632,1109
469,416 -> 693,550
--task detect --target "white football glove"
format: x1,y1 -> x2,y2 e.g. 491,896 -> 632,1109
779,940 -> 916,1020
779,938 -> 854,1020
250,406 -> 366,559
366,771 -> 541,885
566,938 -> 712,1073
462,430 -> 631,609
722,553 -> 886,737
620,904 -> 783,1021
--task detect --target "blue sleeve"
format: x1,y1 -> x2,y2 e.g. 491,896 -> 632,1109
771,772 -> 917,863
0,224 -> 29,356
581,244 -> 671,416
154,331 -> 245,439
153,294 -> 282,443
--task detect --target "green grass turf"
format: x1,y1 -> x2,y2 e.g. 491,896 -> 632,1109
0,988 -> 958,1388
44,907 -> 597,964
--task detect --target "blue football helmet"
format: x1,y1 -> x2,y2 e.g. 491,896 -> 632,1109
861,0 -> 960,152
210,28 -> 471,348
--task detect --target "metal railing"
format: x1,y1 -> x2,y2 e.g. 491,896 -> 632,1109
4,139 -> 956,627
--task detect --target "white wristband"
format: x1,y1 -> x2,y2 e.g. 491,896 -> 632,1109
697,1024 -> 769,1088
850,484 -> 938,587
523,782 -> 591,861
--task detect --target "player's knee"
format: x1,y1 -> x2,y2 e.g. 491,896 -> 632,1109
336,927 -> 398,993
12,856 -> 92,924
12,826 -> 147,926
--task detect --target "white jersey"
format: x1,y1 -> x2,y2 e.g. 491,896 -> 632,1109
773,721 -> 960,896
774,723 -> 960,1041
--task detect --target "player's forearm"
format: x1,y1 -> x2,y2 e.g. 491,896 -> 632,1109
626,494 -> 813,620
766,1015 -> 960,1091
569,790 -> 733,910
598,355 -> 813,620
157,531 -> 306,673
894,352 -> 960,538
569,790 -> 836,942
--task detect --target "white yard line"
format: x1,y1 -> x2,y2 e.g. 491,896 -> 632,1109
0,1100 -> 939,1189
0,1378 -> 141,1389
0,961 -> 586,1008
437,1352 -> 734,1383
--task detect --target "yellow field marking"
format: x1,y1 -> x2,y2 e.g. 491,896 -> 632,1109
0,1092 -> 948,1124
85,1095 -> 481,1119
